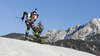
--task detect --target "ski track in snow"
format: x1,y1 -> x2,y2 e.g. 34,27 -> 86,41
0,37 -> 96,56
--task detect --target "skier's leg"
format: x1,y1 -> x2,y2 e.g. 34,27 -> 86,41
31,23 -> 39,38
25,22 -> 30,39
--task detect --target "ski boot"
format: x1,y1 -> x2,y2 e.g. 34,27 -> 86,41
33,32 -> 41,43
24,35 -> 28,41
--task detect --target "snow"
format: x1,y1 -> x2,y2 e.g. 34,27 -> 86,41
0,37 -> 95,56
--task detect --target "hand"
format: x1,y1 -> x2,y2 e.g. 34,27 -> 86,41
37,14 -> 39,18
21,17 -> 24,21
34,19 -> 36,21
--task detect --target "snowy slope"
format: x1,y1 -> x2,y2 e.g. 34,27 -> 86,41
0,37 -> 95,56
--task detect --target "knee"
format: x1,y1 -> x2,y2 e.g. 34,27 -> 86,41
26,30 -> 30,33
32,24 -> 35,28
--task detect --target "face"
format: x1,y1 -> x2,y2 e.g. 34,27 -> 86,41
31,15 -> 35,19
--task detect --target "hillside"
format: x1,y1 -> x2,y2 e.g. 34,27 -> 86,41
0,37 -> 95,56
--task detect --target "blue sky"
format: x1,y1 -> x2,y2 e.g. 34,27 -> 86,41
0,0 -> 100,36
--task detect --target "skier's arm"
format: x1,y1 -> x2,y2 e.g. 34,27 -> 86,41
21,11 -> 27,21
37,14 -> 39,18
34,14 -> 39,21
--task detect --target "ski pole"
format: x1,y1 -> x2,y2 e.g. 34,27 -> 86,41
16,16 -> 20,19
15,16 -> 23,22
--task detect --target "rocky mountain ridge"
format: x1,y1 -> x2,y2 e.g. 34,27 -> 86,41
42,18 -> 100,43
42,29 -> 67,43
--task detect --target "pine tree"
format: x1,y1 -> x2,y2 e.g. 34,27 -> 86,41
37,21 -> 44,36
35,21 -> 44,38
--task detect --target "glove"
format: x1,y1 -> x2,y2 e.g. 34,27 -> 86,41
37,14 -> 39,18
34,19 -> 36,21
21,17 -> 24,21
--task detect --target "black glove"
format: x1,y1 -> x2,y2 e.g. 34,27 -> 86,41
21,17 -> 24,21
34,19 -> 36,21
37,14 -> 39,18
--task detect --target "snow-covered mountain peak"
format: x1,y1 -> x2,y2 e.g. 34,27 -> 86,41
68,18 -> 100,40
42,29 -> 67,43
91,18 -> 100,21
76,24 -> 81,28
48,29 -> 57,33
88,18 -> 100,26
42,18 -> 100,42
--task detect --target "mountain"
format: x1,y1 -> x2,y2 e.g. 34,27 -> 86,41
42,29 -> 67,43
68,18 -> 100,40
0,37 -> 95,56
42,18 -> 100,42
65,25 -> 84,39
85,33 -> 100,41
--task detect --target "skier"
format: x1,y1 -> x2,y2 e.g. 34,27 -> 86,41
21,8 -> 39,40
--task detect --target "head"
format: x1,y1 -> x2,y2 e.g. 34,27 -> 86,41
31,11 -> 36,15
